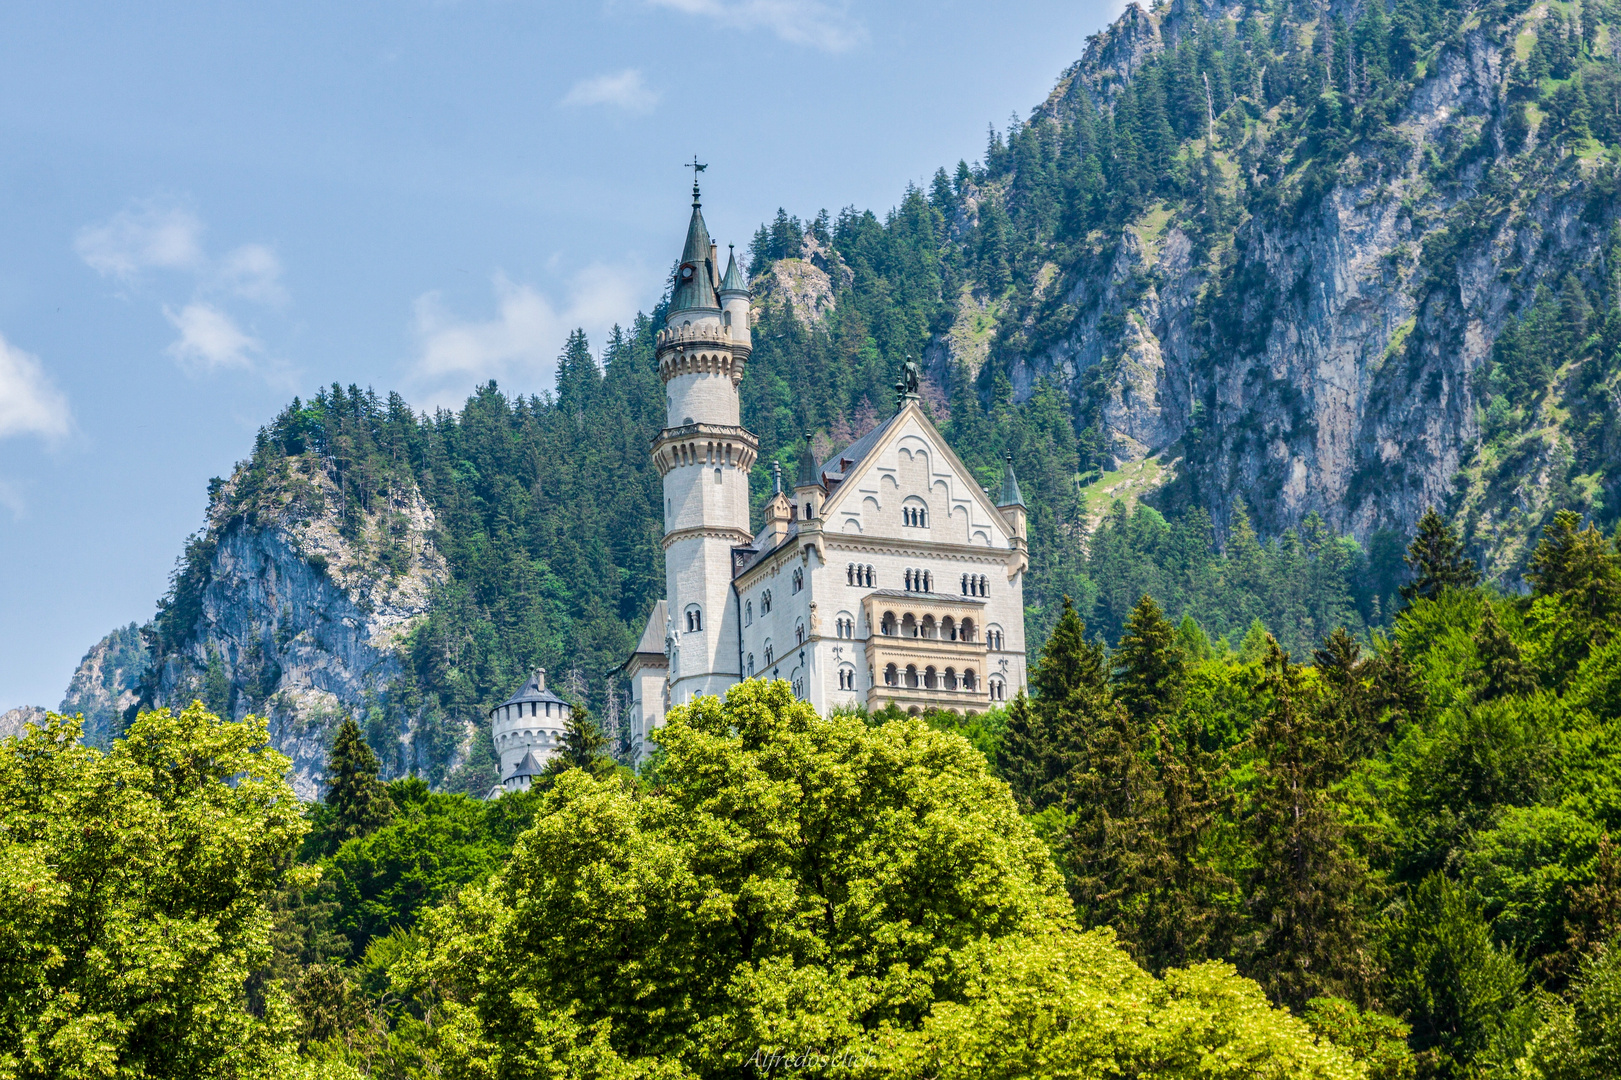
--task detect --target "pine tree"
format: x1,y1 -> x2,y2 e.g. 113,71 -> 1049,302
1113,593 -> 1187,727
1400,508 -> 1481,604
1242,638 -> 1373,1009
997,596 -> 1110,812
549,705 -> 615,779
325,717 -> 396,843
1470,604 -> 1535,703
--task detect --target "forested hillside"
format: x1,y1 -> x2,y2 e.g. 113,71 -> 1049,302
58,0 -> 1621,791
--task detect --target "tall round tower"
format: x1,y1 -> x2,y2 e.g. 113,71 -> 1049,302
653,177 -> 757,704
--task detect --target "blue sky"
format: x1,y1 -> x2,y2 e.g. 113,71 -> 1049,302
0,0 -> 1119,710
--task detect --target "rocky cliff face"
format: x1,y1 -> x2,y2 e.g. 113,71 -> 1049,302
59,622 -> 147,748
0,706 -> 48,741
926,0 -> 1617,572
68,458 -> 453,798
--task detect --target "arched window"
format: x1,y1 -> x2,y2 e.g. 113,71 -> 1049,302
804,502 -> 812,519
839,666 -> 856,690
924,665 -> 938,689
761,590 -> 772,614
836,612 -> 855,639
961,618 -> 976,642
795,620 -> 805,645
865,565 -> 875,587
791,667 -> 805,698
904,569 -> 913,591
792,567 -> 803,593
944,667 -> 958,690
921,614 -> 937,640
847,563 -> 855,585
714,468 -> 722,485
903,498 -> 928,528
990,676 -> 1006,701
745,601 -> 753,626
747,653 -> 755,677
881,611 -> 896,635
988,626 -> 1005,650
764,641 -> 775,666
884,663 -> 898,686
923,570 -> 933,592
979,575 -> 989,596
685,605 -> 703,632
905,664 -> 919,689
963,668 -> 978,691
942,616 -> 957,641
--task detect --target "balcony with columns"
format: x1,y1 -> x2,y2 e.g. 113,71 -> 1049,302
859,590 -> 990,714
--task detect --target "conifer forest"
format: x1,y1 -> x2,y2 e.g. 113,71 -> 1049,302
11,0 -> 1621,1075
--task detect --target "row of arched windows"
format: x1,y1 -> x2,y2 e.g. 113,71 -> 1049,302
835,615 -> 854,638
884,664 -> 978,692
904,568 -> 933,592
962,574 -> 989,596
879,611 -> 977,641
903,504 -> 928,527
847,563 -> 875,587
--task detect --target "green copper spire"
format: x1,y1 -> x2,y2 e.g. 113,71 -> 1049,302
720,244 -> 746,294
998,453 -> 1025,508
669,171 -> 719,315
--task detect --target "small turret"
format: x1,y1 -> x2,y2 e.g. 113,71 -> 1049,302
793,433 -> 824,521
719,244 -> 750,342
762,460 -> 792,547
997,453 -> 1028,549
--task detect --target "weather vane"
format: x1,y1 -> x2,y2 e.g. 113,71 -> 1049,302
685,155 -> 707,204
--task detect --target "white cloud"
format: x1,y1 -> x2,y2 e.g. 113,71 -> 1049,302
647,0 -> 865,51
0,333 -> 72,442
75,202 -> 205,281
562,68 -> 660,112
218,244 -> 288,305
164,303 -> 261,372
409,266 -> 648,407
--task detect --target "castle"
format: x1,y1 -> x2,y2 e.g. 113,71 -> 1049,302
491,180 -> 1029,780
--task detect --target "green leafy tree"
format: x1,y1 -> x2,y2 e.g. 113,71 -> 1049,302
0,704 -> 308,1079
407,679 -> 1362,1079
1400,509 -> 1481,605
325,716 -> 396,844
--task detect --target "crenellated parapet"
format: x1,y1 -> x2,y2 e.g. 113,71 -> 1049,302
655,323 -> 750,386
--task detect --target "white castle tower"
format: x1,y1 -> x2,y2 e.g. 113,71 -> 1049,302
654,173 -> 758,706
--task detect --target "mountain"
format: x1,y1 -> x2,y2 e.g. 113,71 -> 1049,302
59,0 -> 1619,791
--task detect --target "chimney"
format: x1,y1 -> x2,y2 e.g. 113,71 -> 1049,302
535,668 -> 546,690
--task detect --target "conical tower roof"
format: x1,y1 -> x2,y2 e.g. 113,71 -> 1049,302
998,453 -> 1025,508
796,433 -> 819,487
721,245 -> 746,294
669,188 -> 719,316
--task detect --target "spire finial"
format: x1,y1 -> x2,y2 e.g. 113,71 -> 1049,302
685,156 -> 707,206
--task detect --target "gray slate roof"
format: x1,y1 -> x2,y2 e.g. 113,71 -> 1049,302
669,202 -> 719,314
509,749 -> 545,781
495,669 -> 569,713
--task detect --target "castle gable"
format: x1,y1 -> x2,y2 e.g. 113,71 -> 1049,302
820,402 -> 1012,550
